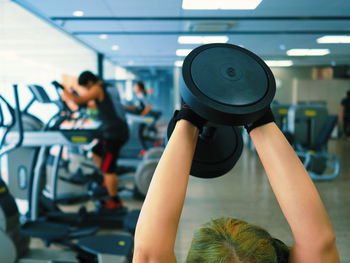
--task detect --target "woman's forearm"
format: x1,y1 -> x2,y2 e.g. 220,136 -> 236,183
134,120 -> 199,259
250,123 -> 336,247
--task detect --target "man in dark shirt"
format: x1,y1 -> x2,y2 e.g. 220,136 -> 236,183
340,91 -> 350,137
62,71 -> 129,211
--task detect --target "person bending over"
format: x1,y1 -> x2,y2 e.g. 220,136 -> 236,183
124,81 -> 152,116
62,71 -> 129,211
133,107 -> 339,262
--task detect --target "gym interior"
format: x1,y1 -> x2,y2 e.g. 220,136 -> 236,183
0,0 -> 349,262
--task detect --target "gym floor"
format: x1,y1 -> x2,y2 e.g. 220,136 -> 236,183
31,138 -> 350,262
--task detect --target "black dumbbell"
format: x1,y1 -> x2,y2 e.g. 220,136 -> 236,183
167,118 -> 243,179
168,43 -> 276,179
181,43 -> 276,126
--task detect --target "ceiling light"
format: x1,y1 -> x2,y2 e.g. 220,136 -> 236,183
72,10 -> 84,17
174,61 -> 184,67
182,0 -> 263,10
99,34 -> 108,40
317,35 -> 350,44
279,44 -> 286,50
287,49 -> 330,56
178,36 -> 203,44
178,36 -> 229,44
176,49 -> 192,56
111,45 -> 119,51
265,60 -> 293,67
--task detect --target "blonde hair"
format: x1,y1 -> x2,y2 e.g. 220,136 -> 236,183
186,217 -> 289,263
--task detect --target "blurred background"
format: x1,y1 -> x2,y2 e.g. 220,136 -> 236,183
1,0 -> 350,262
1,0 -> 350,122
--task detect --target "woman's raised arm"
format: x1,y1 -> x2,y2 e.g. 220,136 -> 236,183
250,122 -> 339,263
133,120 -> 199,263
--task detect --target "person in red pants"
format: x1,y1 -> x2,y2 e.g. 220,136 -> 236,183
62,71 -> 129,211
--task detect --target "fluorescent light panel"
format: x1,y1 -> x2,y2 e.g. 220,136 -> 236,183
111,45 -> 119,51
178,36 -> 229,44
174,61 -> 184,67
176,49 -> 192,56
265,60 -> 293,67
73,10 -> 84,17
182,0 -> 263,10
287,49 -> 330,56
99,34 -> 108,40
317,35 -> 350,44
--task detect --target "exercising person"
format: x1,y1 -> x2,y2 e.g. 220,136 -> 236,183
61,71 -> 129,211
339,91 -> 350,137
124,81 -> 152,116
133,107 -> 339,262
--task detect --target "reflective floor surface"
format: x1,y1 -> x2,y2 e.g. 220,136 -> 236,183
31,138 -> 350,262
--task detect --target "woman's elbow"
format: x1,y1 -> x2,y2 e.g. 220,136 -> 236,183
321,231 -> 337,251
133,247 -> 175,263
311,230 -> 337,252
133,248 -> 150,263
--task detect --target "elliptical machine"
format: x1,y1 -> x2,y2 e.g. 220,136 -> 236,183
48,81 -> 160,200
0,85 -> 134,263
1,84 -> 140,229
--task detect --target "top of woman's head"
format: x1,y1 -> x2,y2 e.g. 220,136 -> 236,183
186,217 -> 289,263
78,71 -> 100,86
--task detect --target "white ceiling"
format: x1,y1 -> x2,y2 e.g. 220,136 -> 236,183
10,0 -> 350,67
0,0 -> 97,87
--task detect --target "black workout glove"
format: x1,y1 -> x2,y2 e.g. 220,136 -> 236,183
172,104 -> 206,131
244,108 -> 275,134
167,104 -> 206,139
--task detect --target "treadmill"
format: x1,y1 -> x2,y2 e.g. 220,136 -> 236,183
3,83 -> 139,231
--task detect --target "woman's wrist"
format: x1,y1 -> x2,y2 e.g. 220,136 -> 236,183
176,120 -> 200,138
177,119 -> 199,130
249,122 -> 275,138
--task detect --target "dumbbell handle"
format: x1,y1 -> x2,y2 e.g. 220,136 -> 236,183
199,126 -> 216,141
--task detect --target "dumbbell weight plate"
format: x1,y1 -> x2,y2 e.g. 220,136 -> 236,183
0,232 -> 16,263
167,121 -> 243,178
191,126 -> 243,178
182,43 -> 276,126
134,159 -> 158,196
143,147 -> 164,160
